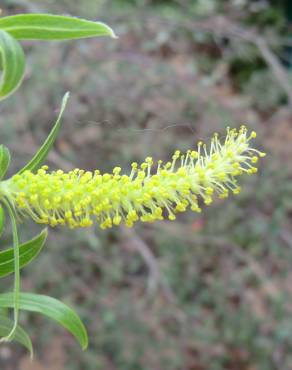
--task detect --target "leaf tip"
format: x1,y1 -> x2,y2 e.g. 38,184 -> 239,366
110,31 -> 118,39
97,22 -> 117,39
82,340 -> 88,351
41,227 -> 49,239
62,91 -> 70,106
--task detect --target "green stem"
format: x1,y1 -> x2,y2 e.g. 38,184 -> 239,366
0,199 -> 20,341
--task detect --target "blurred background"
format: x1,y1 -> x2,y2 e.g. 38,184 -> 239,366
1,0 -> 292,369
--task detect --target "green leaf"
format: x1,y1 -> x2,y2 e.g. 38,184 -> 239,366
18,92 -> 69,174
0,205 -> 5,238
0,293 -> 88,350
0,14 -> 117,40
0,30 -> 25,101
0,229 -> 47,278
0,315 -> 33,356
0,145 -> 11,180
2,201 -> 20,341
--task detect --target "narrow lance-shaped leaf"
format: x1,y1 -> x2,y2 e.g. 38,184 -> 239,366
0,315 -> 33,356
0,145 -> 11,180
0,293 -> 88,350
0,229 -> 47,278
0,30 -> 25,101
0,205 -> 4,237
1,201 -> 20,341
18,92 -> 69,174
0,14 -> 117,40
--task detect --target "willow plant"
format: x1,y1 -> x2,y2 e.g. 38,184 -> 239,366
0,12 -> 265,356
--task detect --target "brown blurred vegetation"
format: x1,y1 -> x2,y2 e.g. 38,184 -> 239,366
2,0 -> 292,369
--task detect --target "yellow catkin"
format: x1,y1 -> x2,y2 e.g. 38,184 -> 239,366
0,126 -> 265,229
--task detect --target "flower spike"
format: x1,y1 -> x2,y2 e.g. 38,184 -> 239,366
0,126 -> 265,229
